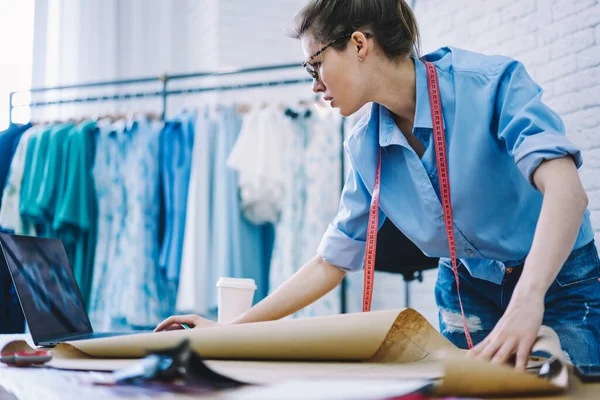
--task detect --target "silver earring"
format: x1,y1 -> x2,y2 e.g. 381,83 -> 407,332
358,55 -> 363,62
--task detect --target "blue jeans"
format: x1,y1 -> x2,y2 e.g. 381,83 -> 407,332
436,240 -> 600,364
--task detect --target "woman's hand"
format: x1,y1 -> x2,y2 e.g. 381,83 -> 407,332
466,294 -> 544,370
468,158 -> 586,370
154,314 -> 218,332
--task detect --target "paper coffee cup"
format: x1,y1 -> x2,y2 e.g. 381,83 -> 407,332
216,278 -> 257,324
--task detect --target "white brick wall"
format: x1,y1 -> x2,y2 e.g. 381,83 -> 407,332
415,0 -> 600,199
410,0 -> 600,327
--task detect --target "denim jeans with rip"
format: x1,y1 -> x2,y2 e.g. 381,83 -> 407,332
435,240 -> 600,365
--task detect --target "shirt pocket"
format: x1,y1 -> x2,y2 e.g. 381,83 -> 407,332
555,241 -> 600,288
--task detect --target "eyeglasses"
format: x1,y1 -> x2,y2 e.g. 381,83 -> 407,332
301,32 -> 373,81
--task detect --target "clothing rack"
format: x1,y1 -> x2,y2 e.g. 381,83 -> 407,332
7,62 -> 351,314
8,63 -> 317,123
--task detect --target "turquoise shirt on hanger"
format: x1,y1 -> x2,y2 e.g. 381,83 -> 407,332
53,121 -> 98,307
317,46 -> 594,285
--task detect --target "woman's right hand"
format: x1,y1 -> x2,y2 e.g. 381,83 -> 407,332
153,314 -> 218,332
152,256 -> 345,332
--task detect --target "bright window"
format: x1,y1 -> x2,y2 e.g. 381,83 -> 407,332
0,0 -> 35,130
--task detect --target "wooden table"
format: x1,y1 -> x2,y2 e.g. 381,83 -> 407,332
1,335 -> 598,399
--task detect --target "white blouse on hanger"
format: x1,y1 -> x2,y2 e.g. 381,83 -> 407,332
226,105 -> 292,225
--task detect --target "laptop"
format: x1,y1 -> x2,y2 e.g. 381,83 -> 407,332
0,233 -> 140,346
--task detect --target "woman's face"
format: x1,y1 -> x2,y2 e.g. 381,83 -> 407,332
301,34 -> 369,117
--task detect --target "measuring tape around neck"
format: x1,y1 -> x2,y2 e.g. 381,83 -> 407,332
361,59 -> 474,349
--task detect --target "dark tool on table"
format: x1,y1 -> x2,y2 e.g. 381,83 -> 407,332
109,339 -> 248,390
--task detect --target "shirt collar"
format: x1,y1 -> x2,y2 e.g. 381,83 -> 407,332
376,57 -> 441,148
412,57 -> 435,130
377,103 -> 407,148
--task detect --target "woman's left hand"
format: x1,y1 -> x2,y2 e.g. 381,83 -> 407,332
466,294 -> 544,370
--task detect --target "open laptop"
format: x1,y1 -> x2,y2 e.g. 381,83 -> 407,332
0,233 -> 140,346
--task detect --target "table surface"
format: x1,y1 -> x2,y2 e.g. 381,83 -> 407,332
0,334 -> 598,400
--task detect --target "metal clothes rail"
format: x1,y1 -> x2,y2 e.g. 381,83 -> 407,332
8,63 -> 313,124
7,62 -> 350,314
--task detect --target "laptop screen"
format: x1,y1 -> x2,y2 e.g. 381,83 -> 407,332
0,234 -> 92,344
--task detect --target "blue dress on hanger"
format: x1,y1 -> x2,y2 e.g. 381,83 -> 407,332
177,107 -> 218,316
212,105 -> 269,303
89,121 -> 128,331
159,110 -> 196,313
119,118 -> 169,328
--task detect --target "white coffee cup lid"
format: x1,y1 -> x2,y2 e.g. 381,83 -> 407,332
216,277 -> 257,290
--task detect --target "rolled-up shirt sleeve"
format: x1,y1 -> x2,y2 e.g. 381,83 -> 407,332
317,163 -> 386,272
495,60 -> 582,189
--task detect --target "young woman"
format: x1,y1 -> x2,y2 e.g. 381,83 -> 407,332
156,0 -> 600,369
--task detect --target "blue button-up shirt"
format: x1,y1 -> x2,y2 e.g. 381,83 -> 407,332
317,46 -> 594,284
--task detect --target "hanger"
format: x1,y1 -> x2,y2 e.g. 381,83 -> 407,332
235,103 -> 253,115
145,111 -> 162,122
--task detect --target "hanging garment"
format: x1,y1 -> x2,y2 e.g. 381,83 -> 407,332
36,123 -> 76,236
177,107 -> 218,315
90,118 -> 168,330
296,106 -> 342,317
178,105 -> 276,316
0,126 -> 39,236
227,106 -> 289,225
0,123 -> 34,334
89,120 -> 128,331
0,123 -> 32,206
0,124 -> 39,334
226,109 -> 261,222
118,118 -> 168,328
0,122 -> 31,334
52,121 -> 98,307
159,111 -> 196,313
212,105 -> 270,303
268,106 -> 343,318
20,124 -> 61,237
269,107 -> 310,312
